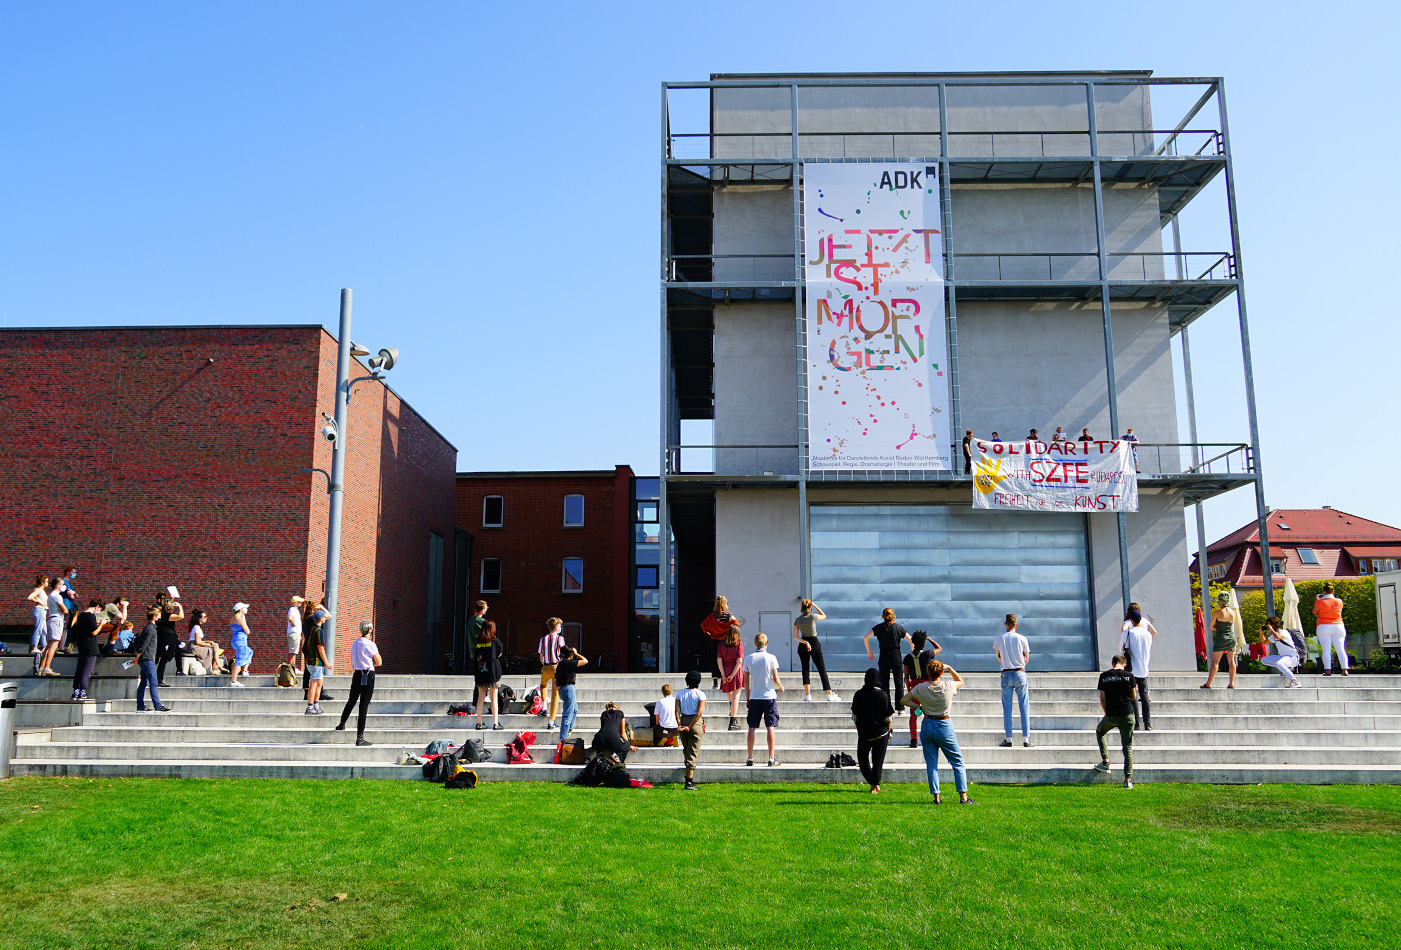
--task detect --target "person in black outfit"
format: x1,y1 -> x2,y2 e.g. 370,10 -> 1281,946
131,606 -> 170,712
850,668 -> 894,793
69,599 -> 104,700
591,701 -> 637,765
1093,654 -> 1137,789
863,607 -> 911,709
901,631 -> 942,748
473,621 -> 504,730
154,593 -> 184,686
962,429 -> 973,474
335,621 -> 381,746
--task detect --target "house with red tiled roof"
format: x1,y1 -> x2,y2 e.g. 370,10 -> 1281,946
1190,508 -> 1401,590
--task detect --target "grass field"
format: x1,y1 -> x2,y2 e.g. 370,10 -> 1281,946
1,777 -> 1398,949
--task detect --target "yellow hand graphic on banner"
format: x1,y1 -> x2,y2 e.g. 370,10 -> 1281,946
973,457 -> 1009,494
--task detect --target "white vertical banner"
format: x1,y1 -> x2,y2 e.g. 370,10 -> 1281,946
803,163 -> 949,471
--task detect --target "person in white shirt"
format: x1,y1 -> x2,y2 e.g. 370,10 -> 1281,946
1261,620 -> 1302,688
676,671 -> 707,791
537,617 -> 566,728
1119,603 -> 1158,730
653,683 -> 680,745
743,633 -> 784,767
286,595 -> 305,672
335,621 -> 382,746
994,613 -> 1032,748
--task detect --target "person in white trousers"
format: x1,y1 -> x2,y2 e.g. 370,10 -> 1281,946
1312,582 -> 1350,676
1260,623 -> 1302,688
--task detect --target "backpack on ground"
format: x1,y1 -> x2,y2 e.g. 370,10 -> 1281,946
275,663 -> 297,687
447,703 -> 476,716
825,752 -> 857,769
603,765 -> 633,788
423,753 -> 461,783
457,737 -> 492,763
555,738 -> 586,765
506,732 -> 534,765
424,738 -> 452,755
496,684 -> 517,712
571,753 -> 615,787
519,686 -> 543,716
444,769 -> 477,790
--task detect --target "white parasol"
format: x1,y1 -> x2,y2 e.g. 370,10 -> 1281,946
1227,587 -> 1245,654
1282,577 -> 1303,633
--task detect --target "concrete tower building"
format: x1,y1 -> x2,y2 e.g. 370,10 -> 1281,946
660,72 -> 1269,673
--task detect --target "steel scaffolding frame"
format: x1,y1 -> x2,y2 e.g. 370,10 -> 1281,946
658,73 -> 1273,669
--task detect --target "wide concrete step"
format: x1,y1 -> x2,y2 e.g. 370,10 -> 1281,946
19,736 -> 1401,766
12,758 -> 1401,785
47,724 -> 1395,749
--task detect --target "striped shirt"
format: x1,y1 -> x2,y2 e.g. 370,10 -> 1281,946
538,631 -> 565,665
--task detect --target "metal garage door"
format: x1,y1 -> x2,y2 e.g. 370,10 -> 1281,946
810,505 -> 1095,672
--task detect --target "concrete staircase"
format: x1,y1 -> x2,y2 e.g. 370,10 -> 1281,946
10,668 -> 1401,785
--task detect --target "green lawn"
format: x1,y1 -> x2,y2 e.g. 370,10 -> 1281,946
1,777 -> 1398,949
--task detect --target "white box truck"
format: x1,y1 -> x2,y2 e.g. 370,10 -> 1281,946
1375,570 -> 1401,660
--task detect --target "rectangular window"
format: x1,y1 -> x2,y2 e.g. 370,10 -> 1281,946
1297,547 -> 1319,565
482,496 -> 504,528
1207,563 -> 1228,581
480,558 -> 501,594
1379,559 -> 1400,573
637,501 -> 658,522
635,589 -> 661,610
562,622 -> 583,652
562,557 -> 583,593
564,494 -> 585,527
636,566 -> 658,588
1357,558 -> 1371,575
1269,558 -> 1285,574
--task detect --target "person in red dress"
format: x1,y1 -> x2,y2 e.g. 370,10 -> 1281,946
717,624 -> 746,731
701,595 -> 745,689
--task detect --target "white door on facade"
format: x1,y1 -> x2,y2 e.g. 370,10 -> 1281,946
759,611 -> 793,672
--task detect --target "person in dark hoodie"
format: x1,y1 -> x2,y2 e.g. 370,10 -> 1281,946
850,668 -> 895,794
131,606 -> 170,712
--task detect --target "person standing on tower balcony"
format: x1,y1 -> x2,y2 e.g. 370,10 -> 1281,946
962,429 -> 974,474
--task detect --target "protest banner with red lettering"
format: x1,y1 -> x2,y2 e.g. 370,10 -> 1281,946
803,163 -> 950,471
970,439 -> 1138,513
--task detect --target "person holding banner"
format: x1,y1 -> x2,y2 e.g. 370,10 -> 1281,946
1201,592 -> 1239,689
1051,426 -> 1066,444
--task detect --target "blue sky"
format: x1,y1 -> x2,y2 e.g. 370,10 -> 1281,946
2,2 -> 1397,552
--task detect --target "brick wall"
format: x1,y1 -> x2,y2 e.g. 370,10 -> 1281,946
0,327 -> 319,662
454,468 -> 632,669
0,326 -> 457,675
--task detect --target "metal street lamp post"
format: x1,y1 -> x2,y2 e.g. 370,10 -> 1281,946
318,289 -> 397,666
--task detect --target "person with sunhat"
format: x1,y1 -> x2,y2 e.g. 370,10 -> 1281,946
286,595 -> 306,673
229,602 -> 254,687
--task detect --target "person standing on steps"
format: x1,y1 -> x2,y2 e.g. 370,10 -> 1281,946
1202,592 -> 1238,689
301,601 -> 333,702
900,660 -> 974,804
335,620 -> 381,746
850,668 -> 894,794
863,608 -> 911,709
69,599 -> 103,700
465,600 -> 488,670
131,606 -> 170,712
1313,582 -> 1350,676
717,624 -> 745,731
792,600 -> 840,703
554,645 -> 587,744
701,595 -> 744,690
303,605 -> 331,714
155,593 -> 184,686
676,670 -> 707,791
1119,604 -> 1157,730
1093,654 -> 1136,789
538,617 -> 566,729
35,578 -> 68,677
994,613 -> 1032,748
27,574 -> 49,658
286,595 -> 306,674
473,621 -> 504,730
902,631 -> 942,748
228,603 -> 254,687
743,632 -> 784,767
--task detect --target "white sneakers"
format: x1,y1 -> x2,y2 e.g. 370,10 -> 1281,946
827,692 -> 841,702
803,694 -> 814,702
230,681 -> 245,688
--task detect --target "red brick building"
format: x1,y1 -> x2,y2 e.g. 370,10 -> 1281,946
1191,507 -> 1401,590
0,326 -> 457,672
453,468 -> 634,671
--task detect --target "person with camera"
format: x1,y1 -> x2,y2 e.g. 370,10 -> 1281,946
154,592 -> 185,686
335,620 -> 381,746
554,644 -> 587,744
